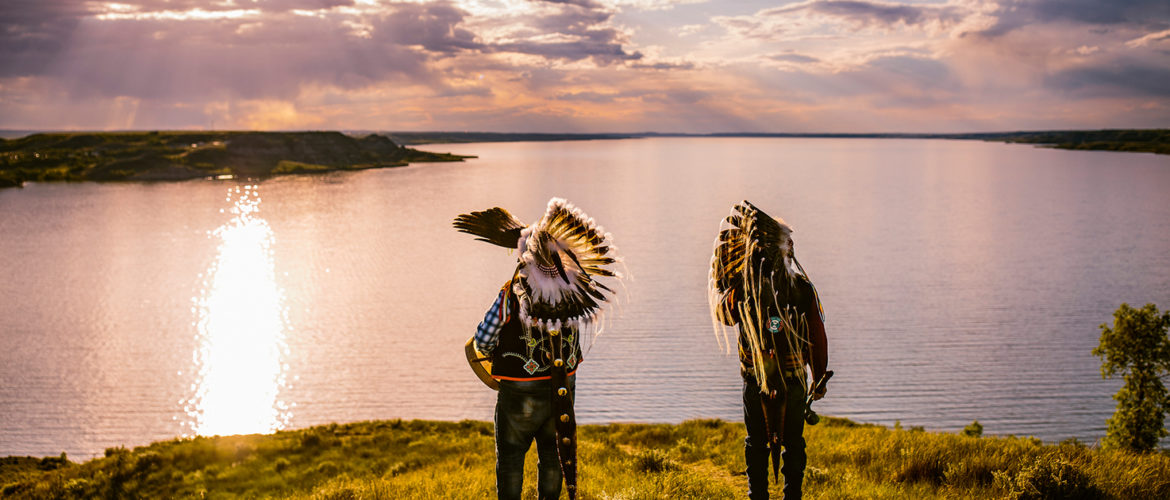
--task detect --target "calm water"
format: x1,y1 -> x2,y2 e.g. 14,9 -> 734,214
1,138 -> 1168,458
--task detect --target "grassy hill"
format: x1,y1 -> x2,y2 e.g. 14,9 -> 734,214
0,131 -> 470,188
3,418 -> 1167,499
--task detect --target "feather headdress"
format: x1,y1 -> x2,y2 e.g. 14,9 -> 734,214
454,197 -> 622,347
455,198 -> 621,500
709,200 -> 816,393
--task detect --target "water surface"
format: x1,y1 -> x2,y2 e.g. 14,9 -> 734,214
1,138 -> 1168,457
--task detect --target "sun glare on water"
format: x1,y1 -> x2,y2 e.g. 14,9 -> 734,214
185,185 -> 291,436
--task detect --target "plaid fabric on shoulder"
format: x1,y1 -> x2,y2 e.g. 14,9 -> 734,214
475,290 -> 510,355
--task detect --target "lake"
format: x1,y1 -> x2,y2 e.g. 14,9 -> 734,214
1,138 -> 1168,458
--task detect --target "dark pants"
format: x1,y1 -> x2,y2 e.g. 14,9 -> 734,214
495,377 -> 575,500
744,375 -> 807,500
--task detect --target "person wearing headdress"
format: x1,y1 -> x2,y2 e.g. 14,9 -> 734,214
709,201 -> 830,500
455,198 -> 622,500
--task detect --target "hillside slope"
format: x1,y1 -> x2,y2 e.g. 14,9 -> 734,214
3,418 -> 1167,499
0,131 -> 469,188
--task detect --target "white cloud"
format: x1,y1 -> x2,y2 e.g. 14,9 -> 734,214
1125,28 -> 1170,48
1073,45 -> 1100,56
610,0 -> 707,11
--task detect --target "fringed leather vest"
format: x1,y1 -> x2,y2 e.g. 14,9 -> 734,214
739,275 -> 817,378
491,289 -> 583,381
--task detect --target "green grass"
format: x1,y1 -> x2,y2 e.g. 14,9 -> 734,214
272,160 -> 343,174
982,129 -> 1170,155
3,418 -> 1168,499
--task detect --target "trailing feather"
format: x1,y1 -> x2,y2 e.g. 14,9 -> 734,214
453,207 -> 526,248
708,200 -> 810,395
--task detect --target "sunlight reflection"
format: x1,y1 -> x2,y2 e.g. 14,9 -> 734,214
185,185 -> 291,436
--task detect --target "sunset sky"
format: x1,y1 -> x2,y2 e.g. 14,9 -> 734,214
2,0 -> 1168,133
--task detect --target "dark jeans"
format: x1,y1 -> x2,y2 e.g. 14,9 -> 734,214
495,377 -> 575,500
744,375 -> 807,500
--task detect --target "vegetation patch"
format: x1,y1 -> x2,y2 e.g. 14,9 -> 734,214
0,131 -> 473,188
3,418 -> 1169,499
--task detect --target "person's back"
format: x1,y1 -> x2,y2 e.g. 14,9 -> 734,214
709,200 -> 829,500
456,198 -> 623,500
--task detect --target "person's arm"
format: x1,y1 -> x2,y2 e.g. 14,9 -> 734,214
808,311 -> 828,387
474,290 -> 511,356
806,283 -> 828,399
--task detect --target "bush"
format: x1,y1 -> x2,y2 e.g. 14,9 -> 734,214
1093,303 -> 1170,452
633,449 -> 678,474
315,461 -> 340,477
132,451 -> 164,475
895,446 -> 946,485
1007,455 -> 1101,500
384,459 -> 422,477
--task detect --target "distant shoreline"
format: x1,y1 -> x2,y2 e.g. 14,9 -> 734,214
4,128 -> 1165,189
0,131 -> 472,189
383,129 -> 1170,156
4,129 -> 1168,156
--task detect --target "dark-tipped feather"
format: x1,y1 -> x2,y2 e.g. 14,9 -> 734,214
453,208 -> 526,248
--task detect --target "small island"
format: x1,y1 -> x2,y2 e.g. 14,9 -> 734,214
0,131 -> 471,189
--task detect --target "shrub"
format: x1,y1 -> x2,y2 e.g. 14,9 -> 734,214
301,432 -> 323,448
895,446 -> 946,485
1093,303 -> 1170,452
385,459 -> 422,477
633,449 -> 678,474
132,451 -> 164,475
315,461 -> 340,477
1007,455 -> 1101,500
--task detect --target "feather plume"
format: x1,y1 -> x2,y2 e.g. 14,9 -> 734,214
708,200 -> 810,395
515,198 -> 623,349
455,198 -> 623,354
453,207 -> 526,248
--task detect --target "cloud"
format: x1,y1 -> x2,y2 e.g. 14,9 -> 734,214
714,0 -> 970,43
610,0 -> 708,11
631,60 -> 695,70
375,2 -> 484,53
768,53 -> 821,64
496,38 -> 642,63
976,0 -> 1170,37
554,90 -> 627,102
475,0 -> 645,63
0,0 -> 649,106
765,0 -> 967,29
1046,60 -> 1170,98
1126,28 -> 1170,48
260,0 -> 355,12
0,0 -> 89,77
672,23 -> 705,36
36,11 -> 448,102
536,0 -> 605,9
2,0 -> 1168,132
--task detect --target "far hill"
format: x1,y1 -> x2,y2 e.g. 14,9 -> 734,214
0,131 -> 470,188
954,129 -> 1170,155
384,129 -> 1170,155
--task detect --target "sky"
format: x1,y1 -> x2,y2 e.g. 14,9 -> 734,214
1,0 -> 1168,133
